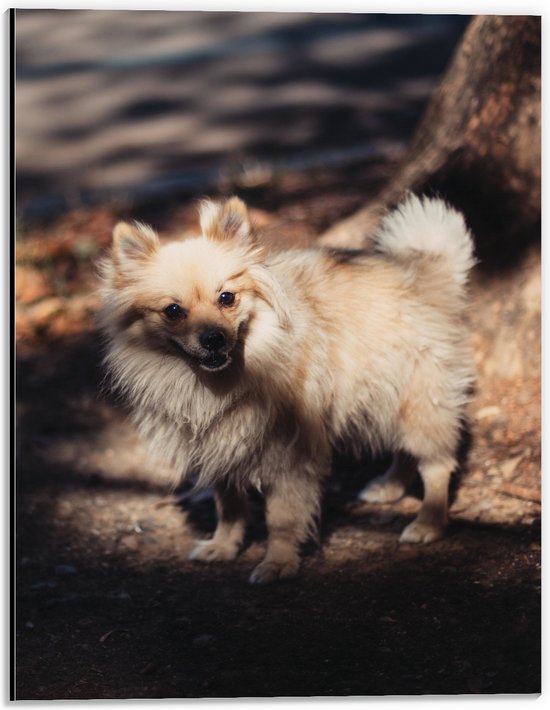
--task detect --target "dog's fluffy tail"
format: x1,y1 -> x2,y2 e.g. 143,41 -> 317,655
375,194 -> 476,287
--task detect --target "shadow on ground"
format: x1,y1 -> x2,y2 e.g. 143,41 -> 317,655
15,332 -> 541,699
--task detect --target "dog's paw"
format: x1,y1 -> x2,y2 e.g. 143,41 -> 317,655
249,558 -> 300,585
188,539 -> 240,563
358,477 -> 406,504
399,519 -> 445,544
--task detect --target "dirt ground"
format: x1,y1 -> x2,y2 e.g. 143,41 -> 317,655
15,171 -> 541,699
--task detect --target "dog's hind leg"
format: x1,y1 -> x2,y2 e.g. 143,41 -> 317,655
188,482 -> 248,562
399,455 -> 456,543
358,451 -> 417,504
394,357 -> 464,543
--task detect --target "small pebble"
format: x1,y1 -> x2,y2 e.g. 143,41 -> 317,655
475,405 -> 501,420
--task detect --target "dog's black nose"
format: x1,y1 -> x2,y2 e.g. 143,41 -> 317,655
199,328 -> 227,352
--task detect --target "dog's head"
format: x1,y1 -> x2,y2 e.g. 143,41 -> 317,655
101,197 -> 290,373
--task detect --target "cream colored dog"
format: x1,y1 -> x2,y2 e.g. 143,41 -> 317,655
100,194 -> 475,584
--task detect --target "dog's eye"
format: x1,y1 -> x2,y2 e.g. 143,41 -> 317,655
163,303 -> 185,321
218,291 -> 235,307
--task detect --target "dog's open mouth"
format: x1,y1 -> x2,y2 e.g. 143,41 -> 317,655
198,352 -> 231,372
169,337 -> 233,372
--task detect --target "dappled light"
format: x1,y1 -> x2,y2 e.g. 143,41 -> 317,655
15,10 -> 540,700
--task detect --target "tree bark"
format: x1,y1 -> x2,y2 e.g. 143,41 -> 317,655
319,15 -> 541,266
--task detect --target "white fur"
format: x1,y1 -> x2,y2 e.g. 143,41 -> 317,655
375,194 -> 476,287
99,195 -> 476,582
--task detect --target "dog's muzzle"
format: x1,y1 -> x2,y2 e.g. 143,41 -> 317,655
197,327 -> 231,371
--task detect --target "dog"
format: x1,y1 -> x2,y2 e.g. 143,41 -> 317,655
99,194 -> 475,584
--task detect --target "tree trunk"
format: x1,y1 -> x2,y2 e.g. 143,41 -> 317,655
319,15 -> 541,267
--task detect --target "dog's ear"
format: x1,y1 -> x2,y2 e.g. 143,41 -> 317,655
112,221 -> 159,267
199,197 -> 253,246
249,264 -> 292,329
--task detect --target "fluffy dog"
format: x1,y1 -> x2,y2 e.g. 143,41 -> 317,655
99,194 -> 475,584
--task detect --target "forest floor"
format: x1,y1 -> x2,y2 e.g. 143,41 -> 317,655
15,167 -> 541,699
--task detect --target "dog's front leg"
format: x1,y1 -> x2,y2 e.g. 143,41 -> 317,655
188,482 -> 248,563
249,472 -> 322,585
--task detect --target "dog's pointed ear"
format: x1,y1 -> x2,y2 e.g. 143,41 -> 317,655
112,221 -> 159,266
199,197 -> 253,245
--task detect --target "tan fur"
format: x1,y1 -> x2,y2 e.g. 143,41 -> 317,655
99,195 -> 475,583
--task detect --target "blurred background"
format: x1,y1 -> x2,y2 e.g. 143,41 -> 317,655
16,10 -> 469,219
15,10 -> 541,701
